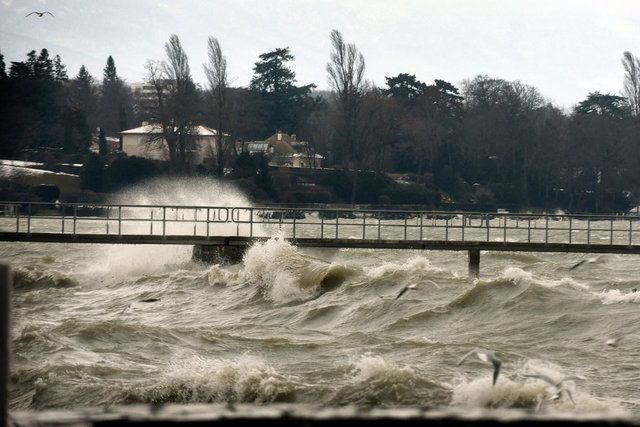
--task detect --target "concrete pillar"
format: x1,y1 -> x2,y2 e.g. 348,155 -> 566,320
1,263 -> 10,427
192,245 -> 245,264
468,249 -> 480,278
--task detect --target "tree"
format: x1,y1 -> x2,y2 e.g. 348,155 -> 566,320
575,92 -> 628,119
67,65 -> 98,131
250,46 -> 316,134
145,34 -> 199,171
62,106 -> 91,154
2,49 -> 66,155
35,49 -> 54,81
0,52 -> 6,80
326,29 -> 366,203
384,73 -> 427,106
460,75 -> 547,205
387,76 -> 463,177
570,92 -> 633,212
622,51 -> 640,116
99,56 -> 133,136
98,127 -> 108,155
204,36 -> 232,177
53,54 -> 68,82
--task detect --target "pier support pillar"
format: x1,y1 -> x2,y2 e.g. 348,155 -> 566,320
192,244 -> 246,264
468,249 -> 480,278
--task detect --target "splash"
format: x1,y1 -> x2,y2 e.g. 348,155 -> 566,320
111,175 -> 251,207
349,353 -> 415,381
451,375 -> 541,409
207,264 -> 240,287
365,256 -> 442,281
241,236 -> 350,303
90,176 -> 256,279
122,354 -> 296,404
452,358 -> 621,413
331,353 -> 450,407
500,267 -> 534,285
594,288 -> 640,305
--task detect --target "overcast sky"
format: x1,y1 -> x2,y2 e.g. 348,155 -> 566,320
1,0 -> 639,110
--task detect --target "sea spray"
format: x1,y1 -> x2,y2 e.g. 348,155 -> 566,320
241,236 -> 350,303
92,176 -> 260,279
330,353 -> 450,407
122,354 -> 296,404
366,256 -> 443,281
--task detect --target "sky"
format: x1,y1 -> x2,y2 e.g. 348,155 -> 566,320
1,0 -> 640,110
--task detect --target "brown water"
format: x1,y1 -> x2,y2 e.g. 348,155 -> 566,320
4,177 -> 640,418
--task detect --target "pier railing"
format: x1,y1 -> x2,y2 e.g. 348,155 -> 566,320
1,201 -> 640,247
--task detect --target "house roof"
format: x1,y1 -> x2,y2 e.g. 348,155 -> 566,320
119,124 -> 219,136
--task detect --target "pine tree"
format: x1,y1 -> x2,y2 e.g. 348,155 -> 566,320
0,52 -> 7,80
98,127 -> 108,155
53,55 -> 68,82
103,55 -> 117,85
35,48 -> 54,80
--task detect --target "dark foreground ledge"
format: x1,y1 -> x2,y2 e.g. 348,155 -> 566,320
8,404 -> 640,427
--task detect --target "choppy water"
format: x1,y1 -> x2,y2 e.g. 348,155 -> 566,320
4,178 -> 640,418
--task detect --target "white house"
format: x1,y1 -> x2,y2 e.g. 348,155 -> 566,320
119,124 -> 223,166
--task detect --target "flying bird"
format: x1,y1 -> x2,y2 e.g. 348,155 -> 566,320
394,280 -> 441,300
569,256 -> 602,270
395,283 -> 418,299
524,374 -> 585,410
604,334 -> 640,348
457,348 -> 502,386
26,11 -> 54,17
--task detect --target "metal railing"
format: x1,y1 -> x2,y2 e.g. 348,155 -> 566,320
2,201 -> 640,247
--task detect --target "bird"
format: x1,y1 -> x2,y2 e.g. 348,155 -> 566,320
604,334 -> 640,348
457,348 -> 502,386
395,283 -> 418,299
524,374 -> 585,410
394,280 -> 441,300
569,256 -> 602,270
26,11 -> 54,17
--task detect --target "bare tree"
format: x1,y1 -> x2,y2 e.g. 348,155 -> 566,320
144,59 -> 176,163
144,35 -> 198,170
204,36 -> 231,177
622,51 -> 640,116
326,29 -> 366,203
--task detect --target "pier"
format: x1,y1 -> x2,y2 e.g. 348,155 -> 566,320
2,201 -> 640,277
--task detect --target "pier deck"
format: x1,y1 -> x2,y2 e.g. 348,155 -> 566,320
2,201 -> 640,276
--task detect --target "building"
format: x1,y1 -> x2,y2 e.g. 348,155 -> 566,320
238,132 -> 323,168
119,123 -> 224,166
130,83 -> 159,122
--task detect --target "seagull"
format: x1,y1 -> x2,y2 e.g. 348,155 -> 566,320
569,256 -> 602,270
524,374 -> 585,409
457,348 -> 502,386
604,334 -> 640,348
26,11 -> 54,17
395,283 -> 418,299
395,280 -> 441,299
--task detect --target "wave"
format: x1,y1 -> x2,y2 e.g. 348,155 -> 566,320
241,237 -> 352,303
329,353 -> 450,407
365,256 -> 443,281
207,264 -> 240,287
593,288 -> 640,305
12,266 -> 79,291
448,267 -> 594,310
120,354 -> 297,404
451,358 -> 626,414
